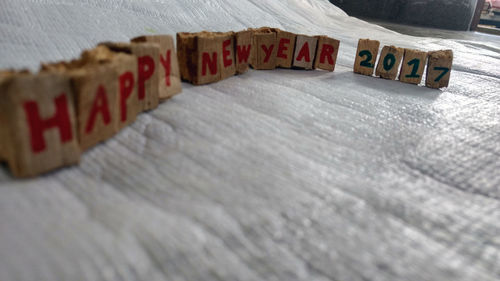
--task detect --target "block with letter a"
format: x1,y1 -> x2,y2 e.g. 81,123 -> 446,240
0,72 -> 80,177
375,45 -> 404,80
426,50 -> 453,89
353,39 -> 380,76
273,28 -> 296,68
131,35 -> 182,101
293,34 -> 318,70
399,48 -> 428,85
314,35 -> 340,71
250,27 -> 277,70
235,29 -> 253,74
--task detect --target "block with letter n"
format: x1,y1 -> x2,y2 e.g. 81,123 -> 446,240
132,35 -> 182,101
314,35 -> 340,71
0,72 -> 80,177
293,34 -> 318,70
353,39 -> 380,76
426,50 -> 453,89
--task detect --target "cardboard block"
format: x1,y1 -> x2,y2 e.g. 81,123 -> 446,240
250,28 -> 277,70
0,72 -> 80,177
375,45 -> 404,80
235,29 -> 253,74
177,32 -> 198,83
399,48 -> 428,85
218,31 -> 236,80
273,28 -> 296,68
131,35 -> 182,100
293,34 -> 318,69
353,39 -> 380,76
314,36 -> 340,71
100,42 -> 160,111
426,50 -> 453,89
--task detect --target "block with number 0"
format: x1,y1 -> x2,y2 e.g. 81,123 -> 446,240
426,50 -> 453,89
399,49 -> 428,85
353,39 -> 380,76
375,45 -> 404,80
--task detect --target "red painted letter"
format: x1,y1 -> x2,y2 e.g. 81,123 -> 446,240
85,85 -> 111,134
137,56 -> 155,100
277,38 -> 290,59
319,44 -> 334,65
261,44 -> 275,63
222,39 -> 233,67
236,45 -> 251,63
202,52 -> 217,76
160,50 -> 172,87
23,94 -> 73,153
296,42 -> 311,62
119,71 -> 134,122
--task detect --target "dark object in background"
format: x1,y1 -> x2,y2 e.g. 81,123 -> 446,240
330,0 -> 477,31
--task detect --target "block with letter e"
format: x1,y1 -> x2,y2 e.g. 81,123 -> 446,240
131,35 -> 182,100
273,28 -> 296,68
235,29 -> 253,74
399,49 -> 428,85
0,72 -> 80,177
314,35 -> 340,71
375,45 -> 404,80
250,27 -> 277,70
218,31 -> 236,80
426,50 -> 453,89
293,35 -> 318,70
353,39 -> 380,76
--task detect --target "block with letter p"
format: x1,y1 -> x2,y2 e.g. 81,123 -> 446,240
353,39 -> 380,76
0,72 -> 80,177
314,35 -> 340,71
426,50 -> 453,89
293,35 -> 318,70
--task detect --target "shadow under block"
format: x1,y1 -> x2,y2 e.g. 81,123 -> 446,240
399,49 -> 428,85
293,35 -> 318,69
314,36 -> 340,71
353,39 -> 380,76
426,50 -> 453,89
0,72 -> 80,178
274,28 -> 296,68
250,28 -> 277,70
132,35 -> 182,100
375,45 -> 404,80
99,42 -> 160,111
235,29 -> 253,74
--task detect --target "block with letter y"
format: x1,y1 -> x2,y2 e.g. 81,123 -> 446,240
0,72 -> 80,177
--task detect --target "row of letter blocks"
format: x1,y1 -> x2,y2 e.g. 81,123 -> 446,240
353,39 -> 453,89
176,27 -> 341,85
0,35 -> 182,177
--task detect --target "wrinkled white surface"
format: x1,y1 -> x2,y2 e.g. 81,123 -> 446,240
1,1 -> 500,280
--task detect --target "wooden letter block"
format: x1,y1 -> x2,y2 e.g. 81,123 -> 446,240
0,72 -> 80,177
426,50 -> 453,89
131,35 -> 182,101
274,28 -> 296,68
250,28 -> 277,70
375,45 -> 404,80
353,39 -> 380,76
99,42 -> 160,111
218,31 -> 236,80
293,35 -> 318,70
235,29 -> 253,74
399,49 -> 428,85
314,36 -> 340,71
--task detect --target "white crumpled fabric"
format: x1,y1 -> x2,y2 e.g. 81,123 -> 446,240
1,0 -> 500,280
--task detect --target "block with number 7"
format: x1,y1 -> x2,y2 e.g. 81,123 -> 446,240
426,50 -> 453,89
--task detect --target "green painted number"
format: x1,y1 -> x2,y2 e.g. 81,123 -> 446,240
383,53 -> 396,71
405,58 -> 420,78
433,67 -> 449,82
359,50 -> 373,68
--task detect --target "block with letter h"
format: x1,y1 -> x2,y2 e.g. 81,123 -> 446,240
0,72 -> 80,177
